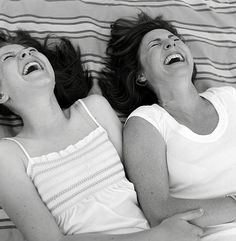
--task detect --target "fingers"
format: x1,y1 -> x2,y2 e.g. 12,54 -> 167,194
190,223 -> 204,237
178,208 -> 204,221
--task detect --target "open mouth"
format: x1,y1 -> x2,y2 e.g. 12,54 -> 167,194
164,53 -> 185,65
23,61 -> 43,75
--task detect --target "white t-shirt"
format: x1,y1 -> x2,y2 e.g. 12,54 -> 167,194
127,86 -> 236,241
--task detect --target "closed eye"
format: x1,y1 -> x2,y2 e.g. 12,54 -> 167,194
150,41 -> 161,48
29,48 -> 37,53
2,54 -> 15,61
150,43 -> 160,48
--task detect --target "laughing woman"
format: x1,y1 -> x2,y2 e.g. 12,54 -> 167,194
100,12 -> 236,241
0,30 -> 203,241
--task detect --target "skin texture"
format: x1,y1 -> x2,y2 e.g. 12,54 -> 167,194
0,44 -> 203,241
123,29 -> 236,229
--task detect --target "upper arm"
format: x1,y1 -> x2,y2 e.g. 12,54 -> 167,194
123,117 -> 236,228
123,117 -> 169,223
83,95 -> 122,157
0,142 -> 62,241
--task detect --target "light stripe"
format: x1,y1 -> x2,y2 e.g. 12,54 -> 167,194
25,101 -> 127,216
47,160 -> 122,205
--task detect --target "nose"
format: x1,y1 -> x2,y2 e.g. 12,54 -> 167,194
164,40 -> 176,50
19,47 -> 35,59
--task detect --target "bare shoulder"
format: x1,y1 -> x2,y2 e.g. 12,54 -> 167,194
82,94 -> 113,114
82,94 -> 123,156
124,116 -> 164,146
82,94 -> 120,125
0,139 -> 15,158
0,139 -> 26,169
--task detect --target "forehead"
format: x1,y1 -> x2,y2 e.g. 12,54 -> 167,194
0,44 -> 24,55
141,29 -> 175,45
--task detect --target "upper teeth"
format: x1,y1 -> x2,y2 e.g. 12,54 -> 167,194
23,61 -> 42,75
164,53 -> 184,65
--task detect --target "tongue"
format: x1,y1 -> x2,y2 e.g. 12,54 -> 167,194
27,65 -> 38,74
169,58 -> 180,65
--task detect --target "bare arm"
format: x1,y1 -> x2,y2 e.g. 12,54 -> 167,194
123,117 -> 236,228
0,141 -> 203,241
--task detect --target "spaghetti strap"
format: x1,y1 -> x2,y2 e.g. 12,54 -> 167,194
3,137 -> 31,160
78,99 -> 101,127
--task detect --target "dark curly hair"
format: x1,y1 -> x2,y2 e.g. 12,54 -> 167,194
0,30 -> 92,115
99,12 -> 196,116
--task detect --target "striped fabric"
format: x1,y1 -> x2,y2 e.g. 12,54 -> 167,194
0,208 -> 16,230
27,126 -> 125,218
4,100 -> 148,235
0,0 -> 235,239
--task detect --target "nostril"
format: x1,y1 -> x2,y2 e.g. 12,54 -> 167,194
165,43 -> 171,49
21,53 -> 26,58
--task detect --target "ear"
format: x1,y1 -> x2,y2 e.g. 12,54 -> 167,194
136,73 -> 147,86
0,92 -> 9,104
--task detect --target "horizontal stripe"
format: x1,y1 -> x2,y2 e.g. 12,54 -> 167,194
50,166 -> 124,213
0,225 -> 16,229
45,159 -> 122,204
0,219 -> 11,222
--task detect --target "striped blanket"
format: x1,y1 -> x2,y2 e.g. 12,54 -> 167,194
0,0 -> 235,240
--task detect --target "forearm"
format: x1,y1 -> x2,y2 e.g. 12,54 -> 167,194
58,210 -> 204,241
146,195 -> 236,228
59,229 -> 158,241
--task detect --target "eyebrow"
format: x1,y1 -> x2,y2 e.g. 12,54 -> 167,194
0,46 -> 28,58
1,51 -> 14,56
0,51 -> 14,59
148,34 -> 175,45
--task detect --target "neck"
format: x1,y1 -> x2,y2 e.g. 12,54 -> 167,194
14,95 -> 69,138
154,79 -> 202,120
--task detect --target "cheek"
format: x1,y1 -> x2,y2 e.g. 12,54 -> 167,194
0,65 -> 21,90
144,53 -> 161,79
49,67 -> 55,83
44,59 -> 55,81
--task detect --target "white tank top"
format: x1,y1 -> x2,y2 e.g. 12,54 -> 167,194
4,99 -> 149,235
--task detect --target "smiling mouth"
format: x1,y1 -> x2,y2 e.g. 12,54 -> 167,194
164,53 -> 185,65
23,61 -> 44,75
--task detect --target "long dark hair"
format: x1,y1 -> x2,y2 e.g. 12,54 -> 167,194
0,30 -> 92,115
99,12 -> 196,116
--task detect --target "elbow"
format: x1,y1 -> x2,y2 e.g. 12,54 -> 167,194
148,211 -> 168,227
146,197 -> 174,227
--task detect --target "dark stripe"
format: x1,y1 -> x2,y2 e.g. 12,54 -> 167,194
51,1 -> 236,12
0,225 -> 16,229
196,77 -> 236,83
196,63 -> 236,71
184,38 -> 236,48
0,13 -> 112,23
0,123 -> 23,127
209,0 -> 236,3
194,57 -> 236,66
0,29 -> 110,43
176,26 -> 236,35
197,72 -> 236,79
0,117 -> 21,121
0,18 -> 111,29
0,219 -> 11,222
0,27 -> 110,38
172,20 -> 236,32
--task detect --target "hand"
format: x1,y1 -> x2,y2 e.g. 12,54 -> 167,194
157,209 -> 204,241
